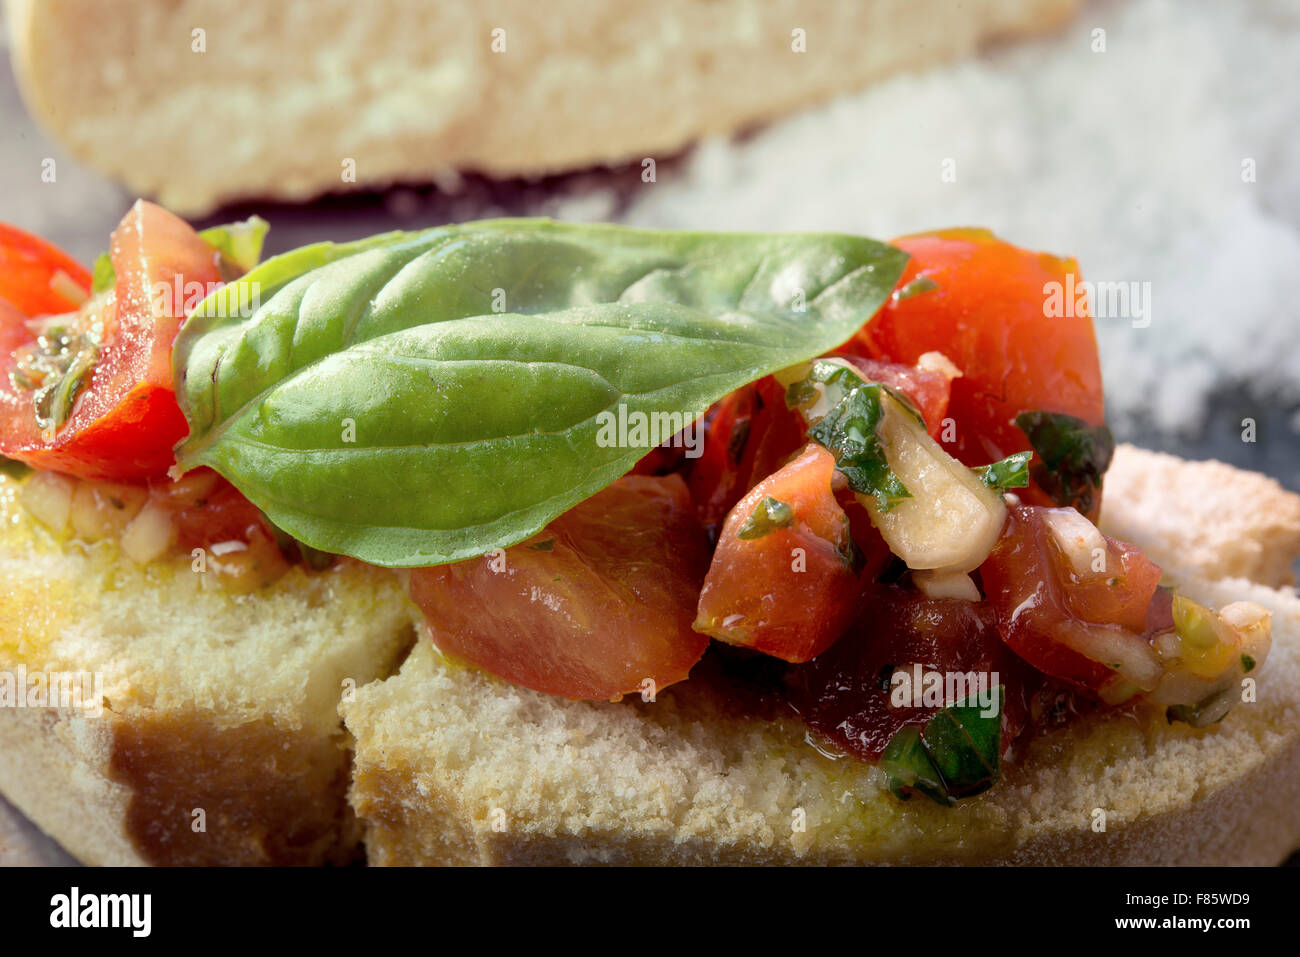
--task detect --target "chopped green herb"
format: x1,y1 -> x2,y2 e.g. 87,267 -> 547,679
1166,687 -> 1235,728
528,538 -> 556,551
974,450 -> 1032,491
881,688 -> 1004,806
1241,654 -> 1256,674
892,275 -> 938,302
788,360 -> 913,512
880,726 -> 951,805
737,496 -> 795,540
90,252 -> 115,294
1014,410 -> 1115,514
199,216 -> 270,279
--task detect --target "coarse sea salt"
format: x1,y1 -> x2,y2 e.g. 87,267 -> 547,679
558,0 -> 1300,440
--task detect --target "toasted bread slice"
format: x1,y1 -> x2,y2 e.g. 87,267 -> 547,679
343,445 -> 1300,864
4,0 -> 1077,214
0,474 -> 416,865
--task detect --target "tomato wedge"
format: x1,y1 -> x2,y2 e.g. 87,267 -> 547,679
410,475 -> 712,701
695,444 -> 862,663
845,228 -> 1106,512
980,504 -> 1163,699
0,201 -> 221,479
0,223 -> 91,317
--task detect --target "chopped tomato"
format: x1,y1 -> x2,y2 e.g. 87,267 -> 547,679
0,201 -> 221,479
845,229 -> 1106,512
688,357 -> 950,538
688,375 -> 805,536
979,504 -> 1163,698
694,444 -> 862,662
834,485 -> 894,583
147,473 -> 290,593
409,475 -> 712,701
786,585 -> 1033,760
0,223 -> 91,317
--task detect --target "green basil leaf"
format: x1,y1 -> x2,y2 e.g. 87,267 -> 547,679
920,687 -> 1002,799
974,451 -> 1032,491
881,687 -> 1003,805
173,219 -> 908,567
1014,410 -> 1115,514
736,496 -> 794,540
90,252 -> 115,294
880,725 -> 952,806
199,216 -> 271,276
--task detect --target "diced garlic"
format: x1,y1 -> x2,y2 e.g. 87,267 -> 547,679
859,391 -> 1007,573
119,502 -> 177,566
21,470 -> 75,536
1042,507 -> 1108,579
913,569 -> 980,601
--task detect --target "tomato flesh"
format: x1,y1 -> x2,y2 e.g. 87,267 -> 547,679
786,585 -> 1032,760
688,375 -> 806,537
0,223 -> 91,317
845,228 -> 1106,512
980,504 -> 1163,695
694,444 -> 862,663
410,475 -> 712,701
0,201 -> 221,479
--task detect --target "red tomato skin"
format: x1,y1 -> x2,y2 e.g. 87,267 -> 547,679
980,504 -> 1161,693
0,202 -> 220,479
845,229 -> 1106,510
694,444 -> 862,663
786,585 -> 1032,760
410,475 -> 712,701
0,223 -> 91,317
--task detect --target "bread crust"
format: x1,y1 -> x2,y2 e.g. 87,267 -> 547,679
4,0 -> 1078,214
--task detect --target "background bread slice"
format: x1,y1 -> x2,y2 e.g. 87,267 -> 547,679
1101,445 -> 1300,588
343,445 -> 1300,864
4,0 -> 1077,215
0,473 -> 416,865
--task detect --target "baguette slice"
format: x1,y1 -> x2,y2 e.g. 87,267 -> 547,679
0,474 -> 416,865
5,0 -> 1077,215
343,445 -> 1300,865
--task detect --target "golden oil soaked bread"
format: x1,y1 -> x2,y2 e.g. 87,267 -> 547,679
344,445 -> 1300,864
4,0 -> 1077,214
0,474 -> 416,865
